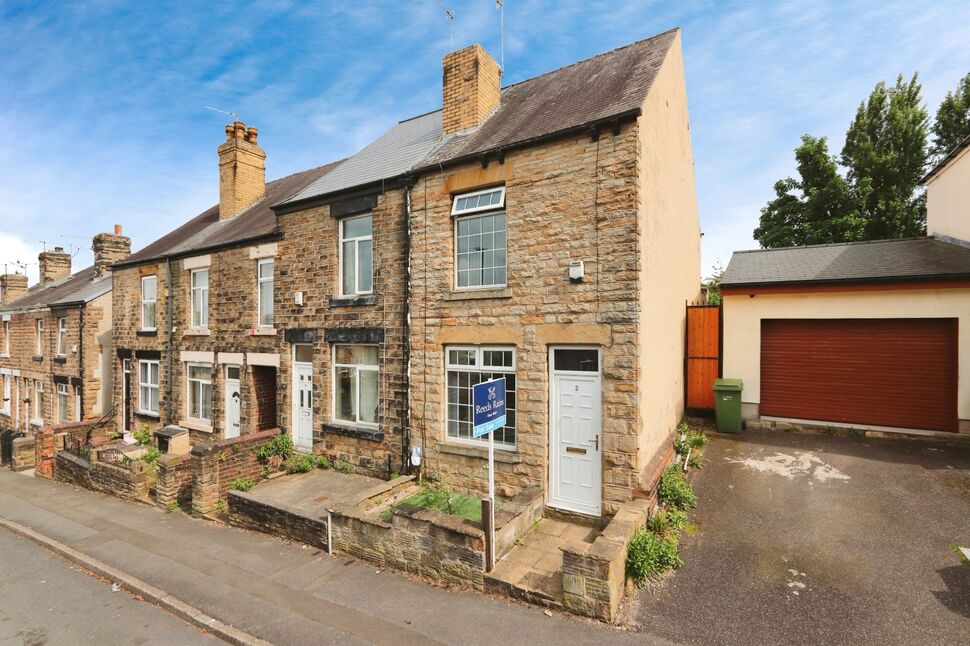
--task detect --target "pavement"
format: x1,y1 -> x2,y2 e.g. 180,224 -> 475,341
634,428 -> 970,645
0,469 -> 665,646
0,528 -> 220,645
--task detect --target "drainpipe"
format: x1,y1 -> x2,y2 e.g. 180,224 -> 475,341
78,302 -> 85,419
165,257 -> 175,423
402,178 -> 414,475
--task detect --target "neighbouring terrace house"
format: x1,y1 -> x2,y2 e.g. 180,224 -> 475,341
273,28 -> 700,516
720,133 -> 970,436
0,231 -> 129,461
110,122 -> 340,445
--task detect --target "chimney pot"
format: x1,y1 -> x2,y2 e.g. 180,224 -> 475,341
114,224 -> 123,235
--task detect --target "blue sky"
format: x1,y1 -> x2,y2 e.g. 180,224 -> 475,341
2,1 -> 968,283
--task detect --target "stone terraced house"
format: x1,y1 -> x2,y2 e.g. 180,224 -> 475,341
99,27 -> 699,518
0,231 -> 130,463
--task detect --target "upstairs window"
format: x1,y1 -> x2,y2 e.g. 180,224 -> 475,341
191,269 -> 209,328
2,320 -> 9,355
453,187 -> 507,289
257,260 -> 274,327
141,276 -> 157,330
36,319 -> 43,355
57,317 -> 67,356
339,214 -> 373,296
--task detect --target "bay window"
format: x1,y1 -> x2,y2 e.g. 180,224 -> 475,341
446,345 -> 516,447
333,345 -> 378,427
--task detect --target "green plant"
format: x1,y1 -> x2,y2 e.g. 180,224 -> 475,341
255,434 -> 293,462
336,460 -> 354,475
646,508 -> 689,535
215,500 -> 227,514
133,425 -> 152,446
687,453 -> 705,470
658,466 -> 697,511
140,447 -> 161,466
389,471 -> 400,480
218,449 -> 228,462
166,502 -> 179,512
316,455 -> 332,470
119,455 -> 133,468
673,426 -> 709,456
109,430 -> 123,441
285,454 -> 316,474
626,528 -> 683,585
848,428 -> 865,438
230,477 -> 255,491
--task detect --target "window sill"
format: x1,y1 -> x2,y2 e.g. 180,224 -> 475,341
323,423 -> 384,442
53,356 -> 67,364
435,441 -> 521,463
135,410 -> 160,419
329,294 -> 378,307
249,327 -> 277,336
32,355 -> 43,362
0,353 -> 8,359
183,328 -> 211,337
178,419 -> 213,433
442,287 -> 512,301
136,330 -> 157,337
29,418 -> 43,427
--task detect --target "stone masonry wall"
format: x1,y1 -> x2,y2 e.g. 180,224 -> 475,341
53,451 -> 150,502
409,123 -> 643,513
156,452 -> 193,507
191,427 -> 280,516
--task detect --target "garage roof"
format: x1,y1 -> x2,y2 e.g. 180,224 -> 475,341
721,237 -> 970,287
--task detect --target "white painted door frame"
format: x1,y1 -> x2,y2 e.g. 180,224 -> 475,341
291,346 -> 314,452
224,365 -> 241,439
548,345 -> 603,516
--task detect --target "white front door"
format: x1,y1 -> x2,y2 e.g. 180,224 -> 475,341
549,347 -> 602,516
293,362 -> 314,451
225,366 -> 241,439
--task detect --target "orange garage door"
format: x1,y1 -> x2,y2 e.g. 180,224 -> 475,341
760,318 -> 958,432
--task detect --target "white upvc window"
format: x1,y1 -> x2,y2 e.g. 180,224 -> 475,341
141,276 -> 157,331
1,374 -> 10,414
57,317 -> 67,356
33,380 -> 43,421
190,269 -> 209,328
138,360 -> 160,415
332,345 -> 379,427
453,187 -> 507,289
257,259 -> 274,327
186,363 -> 212,422
445,345 -> 517,448
2,321 -> 8,355
339,214 -> 373,296
56,383 -> 70,424
36,319 -> 43,355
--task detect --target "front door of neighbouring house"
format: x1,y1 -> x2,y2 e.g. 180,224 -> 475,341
292,353 -> 314,451
122,359 -> 131,434
549,347 -> 602,516
225,365 -> 241,439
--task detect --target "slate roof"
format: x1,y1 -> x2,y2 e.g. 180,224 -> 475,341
922,133 -> 970,183
278,28 -> 679,207
721,237 -> 970,287
1,266 -> 112,313
116,161 -> 342,267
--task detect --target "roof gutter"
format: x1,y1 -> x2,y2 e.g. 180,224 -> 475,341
722,273 -> 970,290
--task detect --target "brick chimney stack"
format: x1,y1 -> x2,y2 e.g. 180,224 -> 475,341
92,225 -> 132,277
0,273 -> 28,305
38,247 -> 72,285
442,44 -> 502,134
218,121 -> 266,220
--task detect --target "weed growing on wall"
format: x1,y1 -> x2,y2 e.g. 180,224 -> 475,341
285,454 -> 316,474
230,477 -> 255,491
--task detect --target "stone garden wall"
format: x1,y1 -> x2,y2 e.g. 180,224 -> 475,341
156,452 -> 193,507
191,427 -> 280,516
53,450 -> 150,502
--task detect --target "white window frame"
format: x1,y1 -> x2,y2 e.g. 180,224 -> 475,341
257,259 -> 274,328
445,345 -> 517,449
1,374 -> 10,414
331,344 -> 379,429
454,211 -> 508,290
338,214 -> 374,297
57,317 -> 67,356
190,268 -> 209,329
33,379 -> 43,421
141,276 -> 157,331
2,321 -> 8,356
185,363 -> 213,423
56,383 -> 70,424
138,359 -> 160,416
36,319 -> 43,355
450,186 -> 506,216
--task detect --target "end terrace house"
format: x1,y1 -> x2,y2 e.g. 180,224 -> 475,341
110,122 -> 341,444
272,27 -> 701,516
0,230 -> 130,437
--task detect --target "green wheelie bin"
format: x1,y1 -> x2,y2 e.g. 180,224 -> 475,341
712,378 -> 744,434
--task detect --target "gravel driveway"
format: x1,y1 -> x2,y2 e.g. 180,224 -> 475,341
633,428 -> 970,645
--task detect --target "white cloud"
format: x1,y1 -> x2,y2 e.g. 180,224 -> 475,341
0,232 -> 40,285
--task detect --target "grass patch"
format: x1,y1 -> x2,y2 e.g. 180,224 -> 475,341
396,487 -> 483,522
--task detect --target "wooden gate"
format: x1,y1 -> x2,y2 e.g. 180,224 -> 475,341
685,304 -> 721,412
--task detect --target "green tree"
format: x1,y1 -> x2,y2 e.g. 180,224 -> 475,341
754,135 -> 864,248
703,260 -> 724,305
841,73 -> 928,240
930,73 -> 970,161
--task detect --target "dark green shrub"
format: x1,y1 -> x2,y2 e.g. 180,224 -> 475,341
626,528 -> 683,585
658,466 -> 697,511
